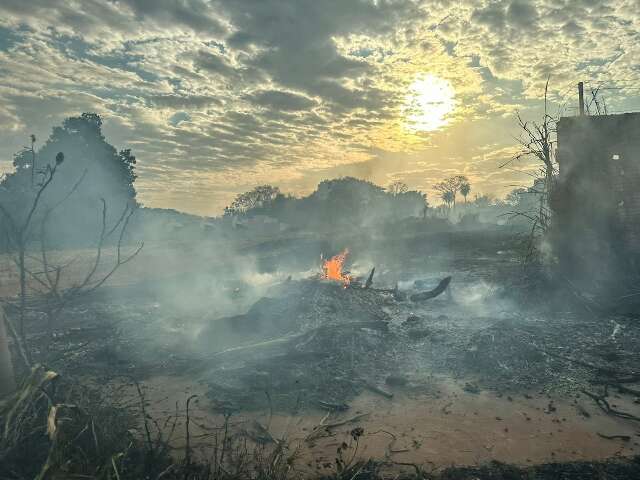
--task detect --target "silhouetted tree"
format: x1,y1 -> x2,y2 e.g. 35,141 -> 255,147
502,79 -> 558,262
441,190 -> 455,209
226,177 -> 427,229
224,185 -> 281,216
2,113 -> 137,248
460,181 -> 471,203
387,181 -> 408,196
0,129 -> 143,368
312,177 -> 385,227
435,175 -> 468,207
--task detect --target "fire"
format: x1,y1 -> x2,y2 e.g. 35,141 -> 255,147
321,249 -> 352,286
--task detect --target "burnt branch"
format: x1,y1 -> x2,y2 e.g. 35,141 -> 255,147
82,204 -> 144,294
33,198 -> 143,334
500,78 -> 558,265
76,199 -> 109,292
0,152 -> 64,364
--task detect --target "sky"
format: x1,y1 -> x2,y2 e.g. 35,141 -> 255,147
0,0 -> 639,216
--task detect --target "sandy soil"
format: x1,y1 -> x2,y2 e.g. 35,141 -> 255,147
127,373 -> 640,474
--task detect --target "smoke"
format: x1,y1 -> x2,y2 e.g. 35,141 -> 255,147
551,115 -> 640,293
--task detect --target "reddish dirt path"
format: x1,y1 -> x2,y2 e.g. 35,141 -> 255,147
126,374 -> 640,474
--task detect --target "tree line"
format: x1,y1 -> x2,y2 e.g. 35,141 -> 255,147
223,175 -> 478,227
222,177 -> 429,229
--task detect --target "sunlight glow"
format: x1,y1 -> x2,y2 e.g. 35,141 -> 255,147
403,74 -> 455,132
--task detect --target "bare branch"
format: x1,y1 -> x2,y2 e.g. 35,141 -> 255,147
21,163 -> 58,238
85,207 -> 143,293
75,199 -> 109,291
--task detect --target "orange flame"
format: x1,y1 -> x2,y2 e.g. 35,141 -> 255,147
321,249 -> 352,286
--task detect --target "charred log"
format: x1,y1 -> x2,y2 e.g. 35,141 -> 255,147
410,276 -> 452,302
364,267 -> 375,289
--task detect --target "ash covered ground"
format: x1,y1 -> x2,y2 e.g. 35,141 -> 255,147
18,225 -> 640,400
12,224 -> 640,470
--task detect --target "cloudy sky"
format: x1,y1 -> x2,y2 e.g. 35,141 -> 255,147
1,0 -> 639,215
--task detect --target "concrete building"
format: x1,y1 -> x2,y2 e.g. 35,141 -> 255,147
553,112 -> 640,286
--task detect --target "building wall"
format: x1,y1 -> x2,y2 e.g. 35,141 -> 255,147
553,113 -> 640,286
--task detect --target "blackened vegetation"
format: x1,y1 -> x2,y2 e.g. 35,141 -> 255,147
0,366 -> 141,480
3,217 -> 640,478
435,458 -> 640,480
199,280 -> 396,412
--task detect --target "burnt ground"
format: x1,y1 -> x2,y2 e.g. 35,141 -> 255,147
8,224 -> 640,475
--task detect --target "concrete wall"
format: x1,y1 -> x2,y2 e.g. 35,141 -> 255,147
553,113 -> 640,287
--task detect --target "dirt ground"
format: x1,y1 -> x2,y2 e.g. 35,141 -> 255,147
7,225 -> 640,473
128,374 -> 640,474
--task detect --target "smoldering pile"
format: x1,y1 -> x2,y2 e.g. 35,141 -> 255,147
196,278 -> 415,412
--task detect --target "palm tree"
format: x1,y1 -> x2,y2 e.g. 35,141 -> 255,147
460,182 -> 471,203
441,190 -> 455,209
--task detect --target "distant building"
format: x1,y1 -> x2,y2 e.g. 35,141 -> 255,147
553,112 -> 640,285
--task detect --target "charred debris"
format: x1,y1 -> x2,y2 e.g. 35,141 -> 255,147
198,268 -> 452,413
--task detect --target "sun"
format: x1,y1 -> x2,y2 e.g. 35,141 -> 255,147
403,74 -> 455,132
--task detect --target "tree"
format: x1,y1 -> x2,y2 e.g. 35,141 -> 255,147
434,175 -> 468,208
434,181 -> 450,205
0,133 -> 143,369
224,185 -> 281,216
460,181 -> 471,203
387,181 -> 408,196
474,193 -> 495,207
224,177 -> 429,229
388,190 -> 428,219
313,177 -> 386,227
441,190 -> 455,209
2,113 -> 137,248
502,79 -> 558,261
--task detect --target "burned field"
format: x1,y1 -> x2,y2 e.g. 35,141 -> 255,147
4,226 -> 640,478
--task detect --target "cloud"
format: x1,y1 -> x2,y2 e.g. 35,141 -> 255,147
148,94 -> 221,109
506,1 -> 538,29
193,50 -> 237,78
471,3 -> 506,30
0,0 -> 638,215
248,90 -> 317,112
119,0 -> 226,34
168,111 -> 191,126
